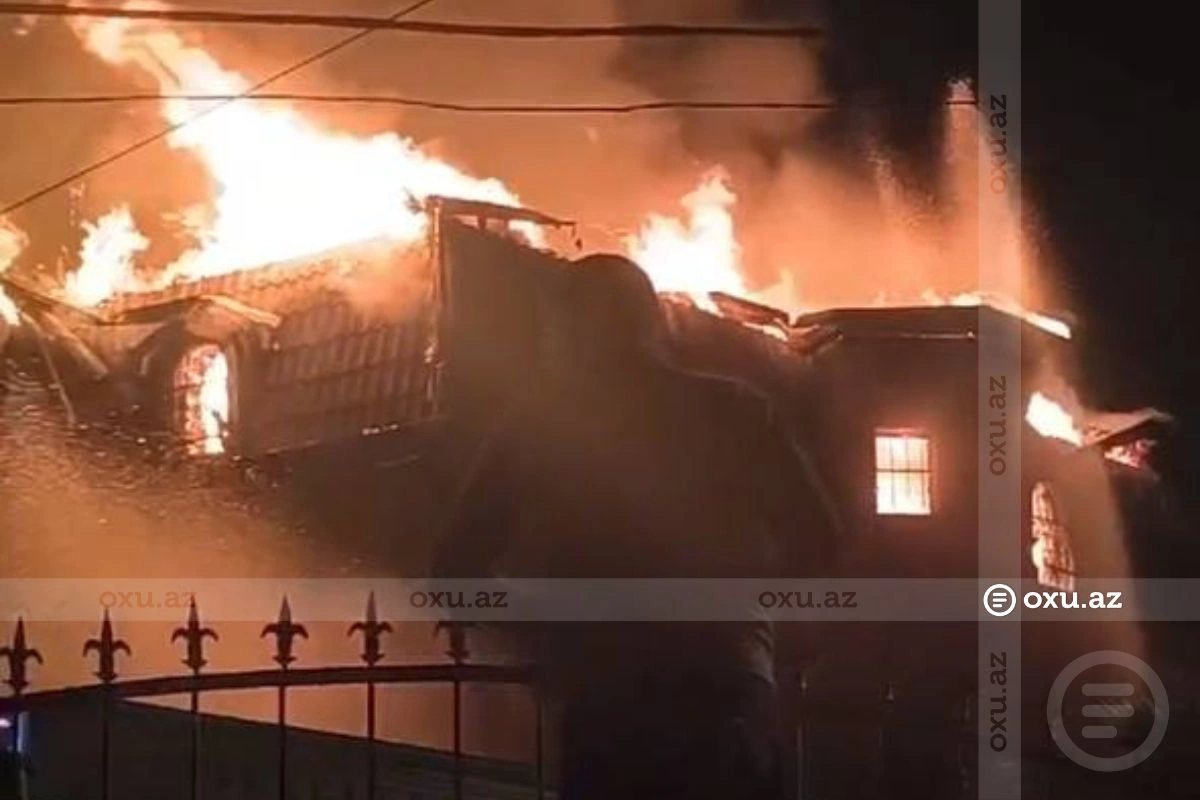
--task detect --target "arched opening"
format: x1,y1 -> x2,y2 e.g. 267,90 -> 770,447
1031,481 -> 1076,591
173,344 -> 230,455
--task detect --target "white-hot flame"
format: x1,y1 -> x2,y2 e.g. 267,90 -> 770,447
197,349 -> 229,455
624,170 -> 749,312
0,218 -> 26,325
67,13 -> 539,303
1026,391 -> 1083,446
176,344 -> 229,455
65,206 -> 151,307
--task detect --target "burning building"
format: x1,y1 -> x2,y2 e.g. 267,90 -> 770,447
1,191 -> 1189,797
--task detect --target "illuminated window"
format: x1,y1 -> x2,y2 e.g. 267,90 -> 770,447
173,344 -> 230,455
874,431 -> 932,515
1031,482 -> 1075,591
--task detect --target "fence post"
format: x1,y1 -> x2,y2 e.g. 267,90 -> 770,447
84,610 -> 130,800
172,597 -> 218,800
441,624 -> 470,800
349,592 -> 391,800
1,619 -> 42,758
263,596 -> 308,800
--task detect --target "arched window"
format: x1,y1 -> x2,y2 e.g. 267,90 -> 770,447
173,344 -> 230,455
1031,481 -> 1075,591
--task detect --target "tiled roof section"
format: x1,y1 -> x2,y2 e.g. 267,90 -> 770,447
81,241 -> 441,456
99,241 -> 412,319
249,297 -> 437,454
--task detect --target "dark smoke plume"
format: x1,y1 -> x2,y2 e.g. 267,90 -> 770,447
610,0 -> 977,198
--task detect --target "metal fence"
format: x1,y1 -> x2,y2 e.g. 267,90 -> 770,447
0,595 -> 539,800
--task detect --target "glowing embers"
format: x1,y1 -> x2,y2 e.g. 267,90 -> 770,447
874,431 -> 932,516
173,344 -> 230,455
1031,481 -> 1076,591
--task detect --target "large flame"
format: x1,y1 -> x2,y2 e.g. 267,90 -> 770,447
1025,391 -> 1083,446
67,13 -> 540,305
624,170 -> 750,312
625,170 -> 1072,341
0,218 -> 26,325
65,206 -> 151,307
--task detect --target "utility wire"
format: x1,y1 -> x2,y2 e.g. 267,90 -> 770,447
0,0 -> 441,218
0,2 -> 822,38
0,93 -> 979,112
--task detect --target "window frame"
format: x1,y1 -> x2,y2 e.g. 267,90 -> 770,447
873,428 -> 934,517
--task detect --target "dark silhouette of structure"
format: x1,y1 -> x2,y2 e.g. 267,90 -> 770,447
434,253 -> 840,800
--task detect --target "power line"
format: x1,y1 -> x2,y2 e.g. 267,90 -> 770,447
0,2 -> 822,38
0,0 -> 441,218
0,93 -> 979,112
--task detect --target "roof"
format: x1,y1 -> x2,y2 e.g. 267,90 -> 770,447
49,220 -> 580,456
98,246 -> 371,320
429,195 -> 574,228
1081,407 -> 1175,448
792,303 -> 1062,338
53,238 -> 444,455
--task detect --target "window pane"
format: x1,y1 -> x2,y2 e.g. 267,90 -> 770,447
874,431 -> 932,515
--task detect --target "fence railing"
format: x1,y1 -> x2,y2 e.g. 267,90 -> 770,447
0,594 -> 539,800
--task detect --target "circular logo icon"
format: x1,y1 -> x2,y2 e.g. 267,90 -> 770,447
1047,650 -> 1169,772
982,583 -> 1017,617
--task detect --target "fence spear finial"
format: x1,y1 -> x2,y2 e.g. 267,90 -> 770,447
262,595 -> 307,669
84,609 -> 131,684
1,618 -> 43,696
172,597 -> 219,675
348,591 -> 392,667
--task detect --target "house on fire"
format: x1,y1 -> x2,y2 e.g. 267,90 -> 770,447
0,196 -> 1185,798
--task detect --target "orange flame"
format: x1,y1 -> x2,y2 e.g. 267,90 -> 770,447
1104,440 -> 1152,470
68,12 -> 540,303
65,206 -> 151,306
625,170 -> 1072,344
1026,391 -> 1083,446
624,170 -> 750,312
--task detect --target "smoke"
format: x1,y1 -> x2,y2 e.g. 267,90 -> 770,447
602,0 -> 1056,311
